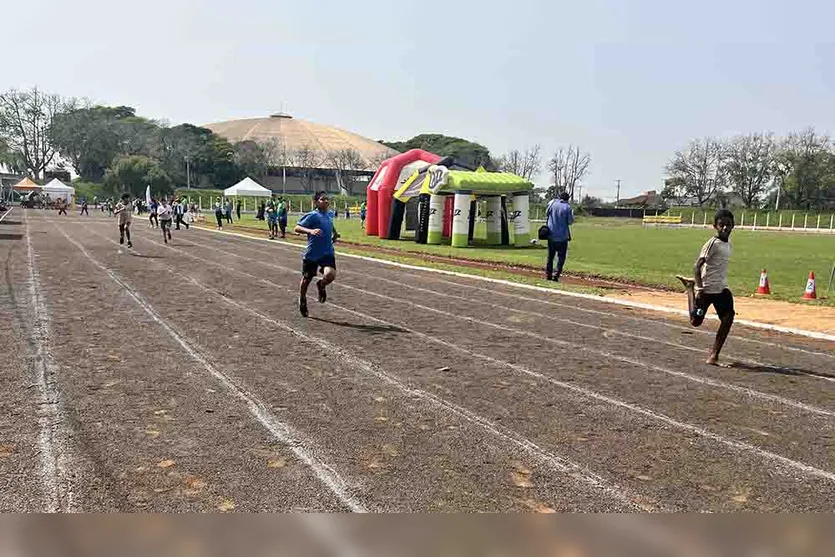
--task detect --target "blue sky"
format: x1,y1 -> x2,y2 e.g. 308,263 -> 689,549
5,0 -> 835,198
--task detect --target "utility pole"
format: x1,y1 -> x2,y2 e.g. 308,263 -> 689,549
615,179 -> 621,207
186,157 -> 191,189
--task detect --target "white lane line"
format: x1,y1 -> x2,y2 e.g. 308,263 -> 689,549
0,207 -> 13,223
87,224 -> 663,512
24,216 -> 72,512
192,226 -> 835,344
125,228 -> 835,490
172,231 -> 835,420
343,271 -> 835,385
193,227 -> 835,358
57,224 -> 367,513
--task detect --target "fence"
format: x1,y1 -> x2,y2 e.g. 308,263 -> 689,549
668,210 -> 835,234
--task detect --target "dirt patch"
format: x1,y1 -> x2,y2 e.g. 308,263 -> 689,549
617,290 -> 835,335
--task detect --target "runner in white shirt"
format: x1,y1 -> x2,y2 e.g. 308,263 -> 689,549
676,209 -> 736,366
157,198 -> 174,244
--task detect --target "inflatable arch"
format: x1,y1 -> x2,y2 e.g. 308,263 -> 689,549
366,151 -> 534,247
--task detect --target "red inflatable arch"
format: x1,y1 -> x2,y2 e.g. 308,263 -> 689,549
366,149 -> 442,238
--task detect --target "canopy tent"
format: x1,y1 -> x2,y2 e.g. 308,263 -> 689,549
12,177 -> 42,193
42,179 -> 75,203
223,177 -> 272,197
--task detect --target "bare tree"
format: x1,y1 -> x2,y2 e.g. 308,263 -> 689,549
326,148 -> 364,195
367,150 -> 394,170
725,133 -> 776,208
0,87 -> 71,179
497,145 -> 542,181
291,143 -> 322,192
665,138 -> 727,206
547,145 -> 591,201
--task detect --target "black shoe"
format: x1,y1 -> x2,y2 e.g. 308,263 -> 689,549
299,297 -> 309,317
317,280 -> 327,303
127,242 -> 133,249
120,237 -> 124,245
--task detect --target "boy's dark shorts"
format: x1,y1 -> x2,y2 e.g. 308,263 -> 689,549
302,255 -> 336,280
692,288 -> 735,326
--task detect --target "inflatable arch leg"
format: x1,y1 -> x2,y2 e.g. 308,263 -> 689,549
486,197 -> 502,245
427,194 -> 445,245
512,193 -> 531,247
451,192 -> 471,248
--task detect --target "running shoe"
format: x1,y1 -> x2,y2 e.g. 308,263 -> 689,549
299,297 -> 309,317
317,280 -> 327,304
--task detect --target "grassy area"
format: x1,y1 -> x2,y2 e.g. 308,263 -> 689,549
226,214 -> 835,305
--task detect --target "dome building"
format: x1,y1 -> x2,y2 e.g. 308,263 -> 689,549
204,113 -> 398,195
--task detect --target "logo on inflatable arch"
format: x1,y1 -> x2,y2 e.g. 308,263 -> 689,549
427,165 -> 450,194
508,210 -> 522,221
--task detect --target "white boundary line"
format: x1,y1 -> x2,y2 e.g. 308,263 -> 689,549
180,229 -> 835,417
85,224 -> 663,512
0,207 -> 13,223
24,215 -> 72,512
191,226 -> 835,362
123,226 -> 835,489
343,270 -> 835,385
56,223 -> 367,513
195,227 -> 835,343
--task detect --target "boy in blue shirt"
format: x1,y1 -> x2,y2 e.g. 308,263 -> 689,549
295,191 -> 340,317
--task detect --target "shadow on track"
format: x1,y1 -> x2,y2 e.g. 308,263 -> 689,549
0,233 -> 23,240
729,361 -> 835,381
308,316 -> 407,335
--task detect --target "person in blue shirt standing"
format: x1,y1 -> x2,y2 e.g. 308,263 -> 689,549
545,191 -> 574,281
294,191 -> 340,317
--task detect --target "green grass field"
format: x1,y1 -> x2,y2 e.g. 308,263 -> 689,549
226,214 -> 835,305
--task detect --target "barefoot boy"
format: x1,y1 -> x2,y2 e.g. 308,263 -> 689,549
677,209 -> 735,365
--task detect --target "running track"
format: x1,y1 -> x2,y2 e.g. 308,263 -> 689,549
2,210 -> 834,512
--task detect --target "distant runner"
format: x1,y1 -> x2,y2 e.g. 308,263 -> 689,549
80,198 -> 89,216
113,193 -> 133,249
676,209 -> 736,366
295,191 -> 340,318
277,199 -> 288,238
266,199 -> 278,240
158,197 -> 174,244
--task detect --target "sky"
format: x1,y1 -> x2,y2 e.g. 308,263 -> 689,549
4,0 -> 835,199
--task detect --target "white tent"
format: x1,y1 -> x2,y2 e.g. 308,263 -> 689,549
224,177 -> 272,197
42,179 -> 75,202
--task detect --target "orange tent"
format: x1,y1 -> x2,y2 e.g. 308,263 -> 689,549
12,177 -> 42,192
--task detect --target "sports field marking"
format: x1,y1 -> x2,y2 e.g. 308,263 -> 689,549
195,226 -> 835,355
341,270 -> 835,384
175,230 -> 835,419
89,224 -> 661,512
122,225 -> 835,488
0,207 -> 13,223
57,223 -> 367,513
24,216 -> 73,512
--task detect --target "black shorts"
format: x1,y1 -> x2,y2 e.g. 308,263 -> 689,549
302,255 -> 336,280
692,289 -> 734,326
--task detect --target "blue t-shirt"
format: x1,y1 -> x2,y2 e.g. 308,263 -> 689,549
298,210 -> 335,261
546,199 -> 574,242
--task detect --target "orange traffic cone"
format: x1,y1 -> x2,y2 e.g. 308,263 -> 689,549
756,269 -> 770,295
802,271 -> 817,300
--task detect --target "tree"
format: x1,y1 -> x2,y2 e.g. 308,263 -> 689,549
104,155 -> 172,198
496,145 -> 542,180
725,133 -> 776,208
776,128 -> 834,210
547,145 -> 591,201
291,144 -> 322,192
665,138 -> 726,206
0,87 -> 71,179
380,134 -> 492,168
233,140 -> 269,182
50,104 -> 140,182
326,148 -> 364,195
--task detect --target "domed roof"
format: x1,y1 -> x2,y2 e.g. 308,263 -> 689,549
204,114 -> 398,171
